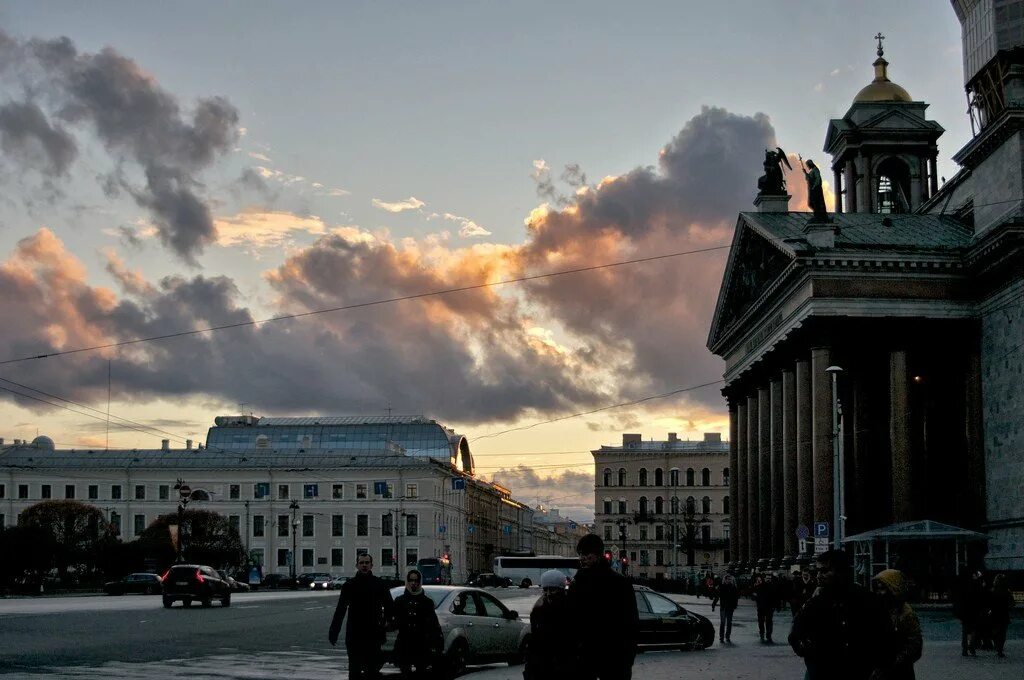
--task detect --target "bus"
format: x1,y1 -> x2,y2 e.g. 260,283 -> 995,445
493,555 -> 579,588
416,557 -> 453,585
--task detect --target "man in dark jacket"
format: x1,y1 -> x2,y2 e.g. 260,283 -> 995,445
789,550 -> 888,680
567,534 -> 639,680
392,569 -> 443,678
754,573 -> 779,642
328,554 -> 395,679
711,574 -> 739,643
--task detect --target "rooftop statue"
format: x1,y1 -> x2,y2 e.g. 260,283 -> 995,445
757,147 -> 791,195
798,155 -> 829,221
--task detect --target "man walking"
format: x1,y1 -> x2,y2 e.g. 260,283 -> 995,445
711,574 -> 739,643
567,534 -> 639,680
328,554 -> 395,679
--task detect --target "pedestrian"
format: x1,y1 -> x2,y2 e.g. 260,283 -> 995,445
328,554 -> 395,680
987,574 -> 1015,658
752,573 -> 778,643
392,569 -> 443,678
953,570 -> 986,656
524,570 -> 574,680
711,573 -> 739,643
791,570 -> 815,615
567,533 -> 639,680
788,549 -> 889,680
872,569 -> 923,680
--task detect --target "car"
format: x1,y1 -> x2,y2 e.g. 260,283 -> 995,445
466,573 -> 512,588
217,571 -> 251,592
103,572 -> 162,595
632,585 -> 715,651
296,572 -> 332,588
329,575 -> 349,589
382,586 -> 529,674
306,574 -> 332,590
261,573 -> 296,589
161,564 -> 232,608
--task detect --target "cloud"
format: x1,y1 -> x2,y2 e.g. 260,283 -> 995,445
813,82 -> 824,92
429,211 -> 492,238
372,196 -> 425,213
0,100 -> 77,176
327,188 -> 351,197
213,209 -> 328,248
829,68 -> 841,77
247,151 -> 272,162
488,465 -> 594,522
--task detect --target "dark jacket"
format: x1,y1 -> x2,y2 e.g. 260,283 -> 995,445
712,582 -> 739,612
567,563 -> 639,669
328,571 -> 395,646
524,593 -> 575,680
392,588 -> 443,658
874,570 -> 922,680
987,586 -> 1015,627
788,582 -> 889,680
753,580 -> 778,613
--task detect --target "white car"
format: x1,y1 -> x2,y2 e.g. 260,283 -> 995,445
384,585 -> 530,673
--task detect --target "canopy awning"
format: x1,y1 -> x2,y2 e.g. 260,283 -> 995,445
842,519 -> 989,544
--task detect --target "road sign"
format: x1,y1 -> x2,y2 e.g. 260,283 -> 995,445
438,525 -> 447,534
796,525 -> 810,540
373,481 -> 388,495
798,538 -> 808,554
451,478 -> 466,491
467,525 -> 475,534
177,484 -> 191,498
814,521 -> 830,538
502,525 -> 512,535
813,537 -> 829,554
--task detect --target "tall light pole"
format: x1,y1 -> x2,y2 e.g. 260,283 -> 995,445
289,499 -> 300,586
826,366 -> 844,550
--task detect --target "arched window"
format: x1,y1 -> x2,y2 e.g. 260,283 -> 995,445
618,468 -> 627,486
671,496 -> 680,514
686,496 -> 696,513
654,496 -> 664,514
723,496 -> 730,514
639,496 -> 649,516
602,498 -> 612,515
638,468 -> 648,487
617,498 -> 627,515
670,468 -> 679,486
722,467 -> 730,486
686,468 -> 695,486
701,496 -> 712,514
603,468 -> 612,487
701,468 -> 711,486
875,157 -> 912,214
654,468 -> 664,486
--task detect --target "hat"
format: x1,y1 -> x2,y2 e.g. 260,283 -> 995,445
541,570 -> 566,589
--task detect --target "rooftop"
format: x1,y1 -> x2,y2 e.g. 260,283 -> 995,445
593,432 -> 729,454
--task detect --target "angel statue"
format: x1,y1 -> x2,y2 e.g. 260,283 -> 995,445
757,147 -> 792,195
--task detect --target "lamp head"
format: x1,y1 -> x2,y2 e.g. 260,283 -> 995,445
825,365 -> 843,374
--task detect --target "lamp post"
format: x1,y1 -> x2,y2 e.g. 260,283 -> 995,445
617,519 -> 630,576
173,479 -> 191,563
826,365 -> 844,550
289,499 -> 300,586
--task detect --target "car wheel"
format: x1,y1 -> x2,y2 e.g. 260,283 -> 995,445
222,593 -> 231,607
162,596 -> 173,608
446,639 -> 468,677
519,578 -> 532,589
508,635 -> 529,665
183,598 -> 192,608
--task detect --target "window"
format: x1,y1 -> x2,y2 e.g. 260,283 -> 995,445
134,514 -> 146,536
253,515 -> 265,537
670,469 -> 679,486
302,515 -> 314,537
356,547 -> 369,558
331,548 -> 344,567
229,484 -> 240,500
304,484 -> 318,499
603,468 -> 612,486
654,468 -> 664,486
41,484 -> 51,499
617,468 -> 627,486
639,550 -> 650,566
64,484 -> 75,499
654,496 -> 664,514
109,511 -> 121,537
18,484 -> 28,499
646,592 -> 679,615
686,496 -> 696,513
655,525 -> 664,541
381,548 -> 395,567
229,515 -> 241,534
638,496 -> 648,516
254,482 -> 270,499
357,514 -> 368,536
639,525 -> 648,540
0,484 -> 4,499
638,468 -> 648,486
88,485 -> 98,500
302,549 -> 314,568
405,548 -> 418,566
604,525 -> 612,540
602,499 -> 612,515
617,500 -> 627,515
356,484 -> 367,499
702,496 -> 712,514
277,549 -> 289,567
722,467 -> 730,486
332,515 -> 345,537
332,484 -> 344,499
405,514 -> 418,537
0,514 -> 5,527
277,484 -> 289,500
685,468 -> 695,486
111,485 -> 122,500
701,468 -> 711,487
375,482 -> 394,499
135,485 -> 146,500
479,593 -> 506,618
701,525 -> 712,544
381,513 -> 393,536
158,484 -> 169,500
278,515 -> 290,537
405,484 -> 418,499
655,550 -> 664,566
723,496 -> 730,514
250,548 -> 264,566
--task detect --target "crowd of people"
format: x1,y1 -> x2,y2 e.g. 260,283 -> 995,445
954,569 -> 1016,658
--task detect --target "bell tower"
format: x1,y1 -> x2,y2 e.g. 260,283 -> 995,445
823,35 -> 944,214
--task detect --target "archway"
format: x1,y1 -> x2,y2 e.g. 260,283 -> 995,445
875,157 -> 912,214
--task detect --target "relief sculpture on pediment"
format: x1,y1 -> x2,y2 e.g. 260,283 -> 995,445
719,230 -> 790,333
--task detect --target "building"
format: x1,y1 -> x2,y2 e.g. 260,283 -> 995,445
592,432 -> 731,579
0,415 -> 538,583
706,4 -> 1024,579
532,506 -> 589,556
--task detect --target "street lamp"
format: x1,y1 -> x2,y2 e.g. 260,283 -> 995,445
826,365 -> 844,550
173,479 -> 192,563
289,500 -> 300,586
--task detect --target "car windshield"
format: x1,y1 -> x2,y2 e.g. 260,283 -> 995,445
388,586 -> 449,609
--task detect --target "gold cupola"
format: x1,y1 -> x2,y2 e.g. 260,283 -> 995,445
853,33 -> 912,103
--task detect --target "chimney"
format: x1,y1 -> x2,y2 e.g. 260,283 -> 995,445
161,439 -> 170,451
668,432 -> 678,443
622,433 -> 642,447
753,193 -> 791,212
186,439 -> 193,450
703,432 -> 722,444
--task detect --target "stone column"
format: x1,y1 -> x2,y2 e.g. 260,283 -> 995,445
736,399 -> 748,565
796,359 -> 814,543
851,373 -> 870,534
770,378 -> 785,560
758,386 -> 772,562
845,161 -> 857,213
728,400 -> 740,564
855,155 -> 868,213
833,168 -> 843,214
782,369 -> 798,558
747,393 -> 760,563
890,349 -> 913,522
910,172 -> 922,212
929,155 -> 939,195
812,347 -> 834,530
864,155 -> 874,213
964,346 -> 986,527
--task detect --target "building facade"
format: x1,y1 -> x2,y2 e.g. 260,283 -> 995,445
592,433 -> 731,579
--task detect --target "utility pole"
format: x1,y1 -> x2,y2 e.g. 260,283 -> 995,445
289,499 -> 300,587
827,366 -> 844,550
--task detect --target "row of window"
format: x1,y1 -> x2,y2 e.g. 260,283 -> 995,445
0,482 -> 420,502
600,496 -> 730,516
602,522 -> 730,543
601,467 -> 728,487
249,546 -> 421,570
251,513 -> 419,538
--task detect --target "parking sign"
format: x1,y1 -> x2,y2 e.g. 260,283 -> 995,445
814,521 -> 830,538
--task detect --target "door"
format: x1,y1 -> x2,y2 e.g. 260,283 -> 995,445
642,591 -> 690,647
448,590 -> 489,660
634,590 -> 657,646
475,592 -> 519,659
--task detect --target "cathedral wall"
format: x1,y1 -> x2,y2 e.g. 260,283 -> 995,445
971,130 -> 1024,235
980,277 -> 1024,572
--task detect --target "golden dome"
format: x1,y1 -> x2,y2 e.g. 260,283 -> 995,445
854,56 -> 912,103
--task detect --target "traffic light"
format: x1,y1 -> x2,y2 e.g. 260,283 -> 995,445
604,550 -> 613,563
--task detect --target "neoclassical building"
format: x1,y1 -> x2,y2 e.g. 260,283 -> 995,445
708,4 -> 1023,578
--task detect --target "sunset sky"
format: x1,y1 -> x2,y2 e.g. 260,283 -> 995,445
0,1 -> 967,521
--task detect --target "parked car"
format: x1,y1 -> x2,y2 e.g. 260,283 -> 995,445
217,571 -> 251,592
633,585 -> 714,650
382,586 -> 529,674
261,573 -> 296,589
328,575 -> 349,590
103,573 -> 162,595
161,564 -> 232,608
466,573 -> 512,588
296,572 -> 332,588
306,574 -> 333,590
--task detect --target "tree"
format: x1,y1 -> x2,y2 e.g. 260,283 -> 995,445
0,525 -> 56,592
140,510 -> 245,571
18,500 -> 109,582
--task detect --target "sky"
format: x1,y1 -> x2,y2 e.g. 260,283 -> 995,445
0,1 -> 968,522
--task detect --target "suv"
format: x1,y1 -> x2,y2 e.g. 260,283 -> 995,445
161,564 -> 231,608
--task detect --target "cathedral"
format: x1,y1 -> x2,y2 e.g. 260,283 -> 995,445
707,0 -> 1024,585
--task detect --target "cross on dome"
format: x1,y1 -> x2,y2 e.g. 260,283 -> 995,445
875,32 -> 885,57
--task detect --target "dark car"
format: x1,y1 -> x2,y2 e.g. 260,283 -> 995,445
261,573 -> 296,589
161,564 -> 232,608
103,572 -> 162,595
467,573 -> 513,588
633,585 -> 714,650
296,572 -> 332,589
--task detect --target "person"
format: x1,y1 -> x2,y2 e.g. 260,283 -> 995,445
711,574 -> 739,643
791,570 -> 816,615
872,569 -> 923,680
391,569 -> 443,678
987,574 -> 1015,658
788,549 -> 889,680
953,570 -> 986,656
328,554 -> 395,680
524,570 -> 574,680
800,157 -> 829,220
567,534 -> 639,680
753,573 -> 778,643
